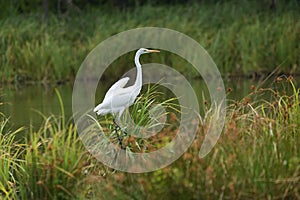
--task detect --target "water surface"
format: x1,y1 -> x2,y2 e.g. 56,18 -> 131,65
1,78 -> 274,128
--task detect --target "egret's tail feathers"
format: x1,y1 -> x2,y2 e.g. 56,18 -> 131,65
94,104 -> 110,116
96,109 -> 110,116
93,103 -> 104,112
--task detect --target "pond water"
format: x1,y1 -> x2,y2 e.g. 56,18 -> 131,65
0,78 -> 276,128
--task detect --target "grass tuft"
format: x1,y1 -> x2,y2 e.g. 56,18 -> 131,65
0,78 -> 299,199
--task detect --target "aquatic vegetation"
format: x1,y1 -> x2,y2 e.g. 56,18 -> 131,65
0,116 -> 24,199
1,1 -> 299,83
87,78 -> 300,199
0,79 -> 299,199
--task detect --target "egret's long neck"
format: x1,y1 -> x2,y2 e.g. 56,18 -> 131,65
134,52 -> 142,90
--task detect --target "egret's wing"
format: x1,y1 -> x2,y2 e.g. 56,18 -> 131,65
96,90 -> 136,112
104,77 -> 130,98
94,77 -> 130,113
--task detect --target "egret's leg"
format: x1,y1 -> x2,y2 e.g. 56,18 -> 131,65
114,115 -> 128,136
112,109 -> 128,150
116,133 -> 126,150
113,117 -> 118,128
117,108 -> 127,133
113,117 -> 126,150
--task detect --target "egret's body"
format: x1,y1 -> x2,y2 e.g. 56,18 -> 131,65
93,48 -> 159,120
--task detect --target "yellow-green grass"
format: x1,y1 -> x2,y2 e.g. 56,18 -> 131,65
0,78 -> 299,199
99,78 -> 299,199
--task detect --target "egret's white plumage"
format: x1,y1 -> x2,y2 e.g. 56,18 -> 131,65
93,48 -> 159,120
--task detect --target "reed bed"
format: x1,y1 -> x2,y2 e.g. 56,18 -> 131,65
1,1 -> 299,83
98,78 -> 300,199
0,78 -> 299,199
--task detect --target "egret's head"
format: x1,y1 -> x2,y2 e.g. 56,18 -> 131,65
137,48 -> 160,55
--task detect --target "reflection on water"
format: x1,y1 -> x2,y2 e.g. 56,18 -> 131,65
1,78 -> 275,128
1,84 -> 74,128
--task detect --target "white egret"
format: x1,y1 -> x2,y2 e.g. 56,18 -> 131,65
93,48 -> 160,123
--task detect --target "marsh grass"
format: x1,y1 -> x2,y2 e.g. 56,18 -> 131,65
13,89 -> 101,199
99,78 -> 300,199
0,90 -> 106,199
0,116 -> 24,199
1,1 -> 300,83
0,79 -> 299,199
15,118 -> 89,199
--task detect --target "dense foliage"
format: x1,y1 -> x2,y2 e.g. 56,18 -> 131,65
0,1 -> 299,83
0,79 -> 299,199
1,0 -> 292,17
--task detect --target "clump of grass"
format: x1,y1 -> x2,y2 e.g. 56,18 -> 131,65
15,117 -> 91,199
14,89 -> 99,199
0,114 -> 24,199
0,90 -> 107,199
98,78 -> 299,199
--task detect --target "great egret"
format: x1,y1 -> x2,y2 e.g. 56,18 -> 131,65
94,48 -> 160,123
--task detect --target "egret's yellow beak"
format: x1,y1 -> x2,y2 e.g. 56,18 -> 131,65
147,49 -> 160,53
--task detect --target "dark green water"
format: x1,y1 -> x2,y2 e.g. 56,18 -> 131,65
1,84 -> 73,128
0,78 -> 273,128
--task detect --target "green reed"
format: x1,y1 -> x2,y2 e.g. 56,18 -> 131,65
0,90 -> 103,199
14,89 -> 99,199
97,78 -> 300,199
0,116 -> 24,199
1,1 -> 299,83
0,79 -> 299,199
